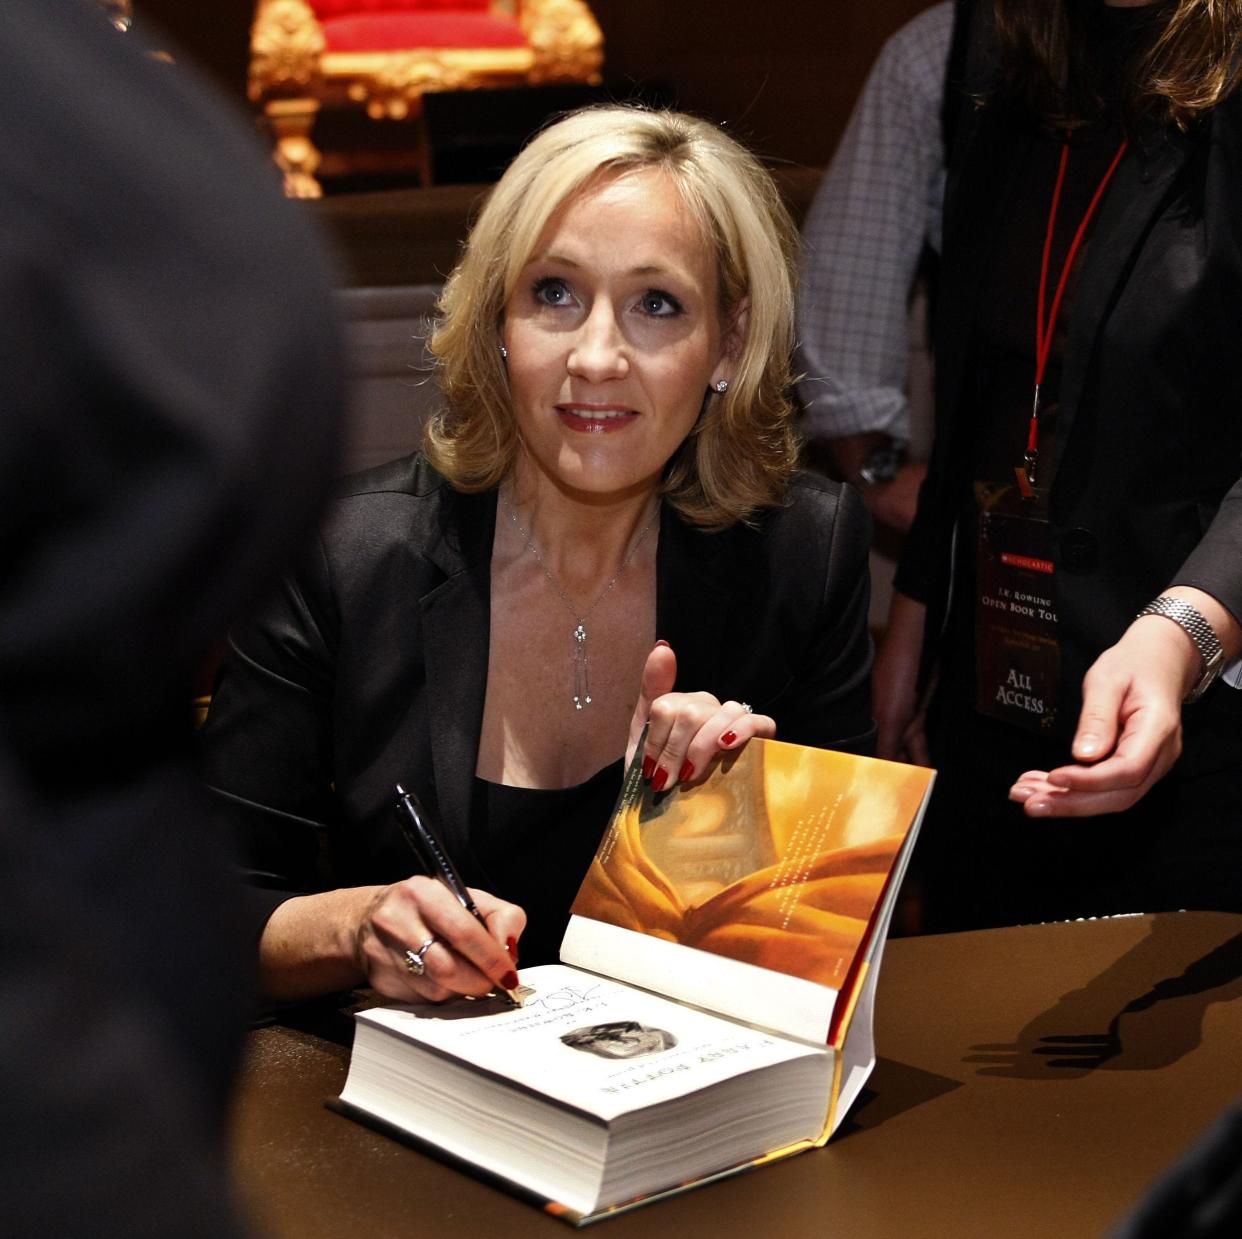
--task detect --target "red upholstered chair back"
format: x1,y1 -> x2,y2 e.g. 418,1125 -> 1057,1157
310,0 -> 513,53
251,0 -> 602,194
310,0 -> 491,16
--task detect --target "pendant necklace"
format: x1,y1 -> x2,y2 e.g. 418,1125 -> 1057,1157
500,491 -> 659,711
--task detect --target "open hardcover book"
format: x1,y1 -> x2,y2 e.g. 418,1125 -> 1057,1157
334,739 -> 935,1224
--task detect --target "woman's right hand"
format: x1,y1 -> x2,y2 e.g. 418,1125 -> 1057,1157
355,877 -> 526,1003
874,590 -> 931,764
258,880 -> 525,1005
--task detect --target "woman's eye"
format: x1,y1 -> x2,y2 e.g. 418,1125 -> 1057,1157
533,277 -> 572,307
639,289 -> 683,317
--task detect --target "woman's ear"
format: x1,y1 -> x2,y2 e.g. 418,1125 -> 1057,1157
723,296 -> 750,361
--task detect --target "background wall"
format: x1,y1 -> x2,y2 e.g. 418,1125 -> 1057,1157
588,0 -> 938,167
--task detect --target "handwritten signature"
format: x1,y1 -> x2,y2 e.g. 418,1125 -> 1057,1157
519,983 -> 602,1015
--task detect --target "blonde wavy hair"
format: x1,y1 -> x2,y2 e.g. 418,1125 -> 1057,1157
425,105 -> 800,531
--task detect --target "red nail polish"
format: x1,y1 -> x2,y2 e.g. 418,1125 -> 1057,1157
720,730 -> 738,747
642,755 -> 656,782
655,639 -> 670,648
501,970 -> 520,991
651,766 -> 669,792
506,936 -> 519,965
678,760 -> 695,784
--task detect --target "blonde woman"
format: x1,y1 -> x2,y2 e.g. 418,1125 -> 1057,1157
203,107 -> 873,1004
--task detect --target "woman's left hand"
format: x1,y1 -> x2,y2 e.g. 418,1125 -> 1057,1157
626,642 -> 775,791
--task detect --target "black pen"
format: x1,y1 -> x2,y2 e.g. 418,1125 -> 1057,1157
394,783 -> 524,1006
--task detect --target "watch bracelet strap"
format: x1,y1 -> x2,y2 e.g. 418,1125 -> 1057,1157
1136,596 -> 1224,699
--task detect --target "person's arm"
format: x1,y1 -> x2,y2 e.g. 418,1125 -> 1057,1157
203,542 -> 524,1005
828,434 -> 928,533
1011,585 -> 1242,817
1011,458 -> 1242,817
258,880 -> 525,1004
796,3 -> 952,530
873,588 -> 932,763
201,541 -> 343,902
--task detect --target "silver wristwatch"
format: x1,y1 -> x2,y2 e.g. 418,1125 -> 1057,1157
856,441 -> 905,486
1136,596 -> 1226,703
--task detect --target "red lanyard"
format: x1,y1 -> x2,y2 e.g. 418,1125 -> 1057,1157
1024,135 -> 1128,487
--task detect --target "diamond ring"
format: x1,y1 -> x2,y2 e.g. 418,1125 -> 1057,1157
403,936 -> 438,977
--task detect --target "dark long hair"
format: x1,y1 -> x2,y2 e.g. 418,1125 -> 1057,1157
992,0 -> 1242,129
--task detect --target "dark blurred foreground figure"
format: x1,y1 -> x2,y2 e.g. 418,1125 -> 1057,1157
1109,1100 -> 1242,1238
876,0 -> 1242,930
0,3 -> 342,1234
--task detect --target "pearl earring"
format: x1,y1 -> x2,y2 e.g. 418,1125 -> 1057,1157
712,379 -> 729,394
500,344 -> 508,360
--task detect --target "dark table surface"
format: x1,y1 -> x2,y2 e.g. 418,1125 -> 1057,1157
230,911 -> 1242,1238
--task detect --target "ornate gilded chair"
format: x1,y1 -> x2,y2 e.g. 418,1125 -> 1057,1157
249,0 -> 604,196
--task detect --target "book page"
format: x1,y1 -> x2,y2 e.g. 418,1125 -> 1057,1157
831,793 -> 929,1132
564,740 -> 934,1040
356,964 -> 824,1123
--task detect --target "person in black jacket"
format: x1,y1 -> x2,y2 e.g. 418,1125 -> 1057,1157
202,106 -> 876,1005
0,3 -> 342,1234
875,0 -> 1242,930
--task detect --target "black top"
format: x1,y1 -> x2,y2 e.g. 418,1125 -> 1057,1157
471,760 -> 624,964
898,0 -> 1242,766
940,121 -> 1129,706
203,456 -> 875,943
944,12 -> 1148,699
971,1 -> 1165,487
970,122 -> 1124,486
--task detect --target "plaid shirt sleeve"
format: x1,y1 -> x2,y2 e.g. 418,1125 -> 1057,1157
796,2 -> 953,445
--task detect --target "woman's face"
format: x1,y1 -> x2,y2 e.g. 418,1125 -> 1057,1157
502,167 -> 733,502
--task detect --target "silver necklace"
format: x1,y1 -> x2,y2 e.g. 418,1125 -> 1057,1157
500,491 -> 659,710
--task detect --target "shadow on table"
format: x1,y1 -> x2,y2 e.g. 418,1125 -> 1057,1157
964,919 -> 1242,1078
838,1058 -> 963,1138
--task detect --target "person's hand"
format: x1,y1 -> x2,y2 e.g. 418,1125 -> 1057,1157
1007,613 -> 1197,818
864,462 -> 927,535
874,591 -> 931,763
354,878 -> 526,1003
626,642 -> 775,791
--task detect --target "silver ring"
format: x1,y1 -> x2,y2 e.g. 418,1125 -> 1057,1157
739,702 -> 752,713
403,936 -> 438,977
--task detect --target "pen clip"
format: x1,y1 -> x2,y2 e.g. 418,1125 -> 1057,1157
394,783 -> 480,918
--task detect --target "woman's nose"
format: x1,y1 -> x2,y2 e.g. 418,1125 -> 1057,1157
567,303 -> 628,382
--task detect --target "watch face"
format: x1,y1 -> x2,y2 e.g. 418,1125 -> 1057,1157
1188,646 -> 1227,702
860,445 -> 903,484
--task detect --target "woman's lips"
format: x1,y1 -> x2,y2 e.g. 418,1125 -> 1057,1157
556,404 -> 638,434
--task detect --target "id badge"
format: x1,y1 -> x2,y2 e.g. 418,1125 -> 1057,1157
974,480 -> 1059,733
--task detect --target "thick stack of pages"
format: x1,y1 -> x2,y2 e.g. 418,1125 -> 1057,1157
342,967 -> 831,1218
336,739 -> 935,1223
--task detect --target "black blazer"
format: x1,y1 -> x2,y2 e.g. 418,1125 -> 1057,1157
897,9 -> 1242,759
203,455 -> 875,906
